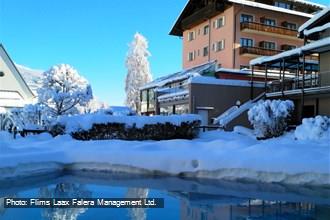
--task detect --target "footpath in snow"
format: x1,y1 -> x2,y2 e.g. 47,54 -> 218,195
0,129 -> 329,186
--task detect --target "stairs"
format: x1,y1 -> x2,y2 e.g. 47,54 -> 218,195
213,92 -> 265,128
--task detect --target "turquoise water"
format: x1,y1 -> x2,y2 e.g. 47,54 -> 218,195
0,172 -> 329,220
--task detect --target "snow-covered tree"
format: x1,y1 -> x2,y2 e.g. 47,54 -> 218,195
248,99 -> 294,139
77,97 -> 109,114
38,64 -> 93,117
125,33 -> 152,112
39,183 -> 91,220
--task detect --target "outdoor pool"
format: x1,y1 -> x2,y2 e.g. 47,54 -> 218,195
0,171 -> 329,220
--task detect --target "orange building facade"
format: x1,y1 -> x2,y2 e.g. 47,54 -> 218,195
170,0 -> 323,70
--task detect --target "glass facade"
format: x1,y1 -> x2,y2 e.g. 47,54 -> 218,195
175,104 -> 189,114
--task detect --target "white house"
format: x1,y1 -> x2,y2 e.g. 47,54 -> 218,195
0,44 -> 36,129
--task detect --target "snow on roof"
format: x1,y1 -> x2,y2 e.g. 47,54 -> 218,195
250,37 -> 330,65
298,7 -> 330,32
290,0 -> 326,9
216,68 -> 251,75
16,64 -> 44,94
228,0 -> 317,18
303,22 -> 330,36
140,61 -> 216,90
157,90 -> 189,103
188,76 -> 264,88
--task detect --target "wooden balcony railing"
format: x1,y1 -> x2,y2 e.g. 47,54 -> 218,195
239,46 -> 282,56
240,22 -> 298,37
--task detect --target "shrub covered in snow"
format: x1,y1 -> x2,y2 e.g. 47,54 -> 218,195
9,104 -> 45,130
50,114 -> 201,140
295,116 -> 330,141
248,99 -> 294,139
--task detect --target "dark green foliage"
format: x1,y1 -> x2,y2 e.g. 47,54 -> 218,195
50,120 -> 201,141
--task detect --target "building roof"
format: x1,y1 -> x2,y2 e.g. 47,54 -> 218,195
170,0 -> 324,36
298,7 -> 330,34
188,76 -> 265,87
250,37 -> 330,65
228,0 -> 316,17
140,61 -> 216,90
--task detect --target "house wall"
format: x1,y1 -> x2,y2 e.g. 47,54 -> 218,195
183,7 -> 235,69
0,47 -> 34,109
189,83 -> 263,129
181,4 -> 309,69
319,97 -> 330,116
320,51 -> 330,86
233,4 -> 307,69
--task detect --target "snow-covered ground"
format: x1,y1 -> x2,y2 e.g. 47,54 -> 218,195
0,129 -> 329,186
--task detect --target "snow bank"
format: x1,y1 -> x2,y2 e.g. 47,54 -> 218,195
0,129 -> 329,186
57,114 -> 201,133
295,116 -> 330,141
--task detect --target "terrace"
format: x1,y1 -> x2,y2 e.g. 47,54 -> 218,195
240,21 -> 299,39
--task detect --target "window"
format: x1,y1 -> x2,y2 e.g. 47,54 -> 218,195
214,40 -> 225,52
240,65 -> 250,70
275,1 -> 292,9
214,16 -> 225,28
284,22 -> 297,30
160,106 -> 174,116
148,90 -> 155,109
240,38 -> 254,47
240,14 -> 253,23
188,51 -> 195,61
262,18 -> 276,26
175,104 -> 189,114
260,41 -> 276,50
203,46 -> 209,57
281,44 -> 296,50
203,25 -> 209,35
141,90 -> 148,102
188,31 -> 195,41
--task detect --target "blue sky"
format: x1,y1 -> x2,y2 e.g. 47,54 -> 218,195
0,0 -> 329,105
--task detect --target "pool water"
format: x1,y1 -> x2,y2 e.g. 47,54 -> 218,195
0,172 -> 329,220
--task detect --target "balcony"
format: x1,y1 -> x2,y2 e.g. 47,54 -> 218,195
239,46 -> 282,57
240,22 -> 300,39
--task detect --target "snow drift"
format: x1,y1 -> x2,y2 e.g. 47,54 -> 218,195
295,116 -> 330,141
0,130 -> 329,186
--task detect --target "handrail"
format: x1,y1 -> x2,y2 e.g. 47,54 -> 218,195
213,92 -> 265,127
